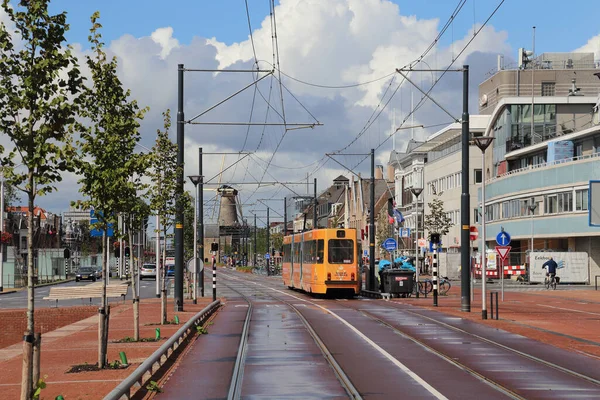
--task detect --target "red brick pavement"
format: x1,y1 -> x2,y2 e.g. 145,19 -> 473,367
0,297 -> 213,400
394,284 -> 600,359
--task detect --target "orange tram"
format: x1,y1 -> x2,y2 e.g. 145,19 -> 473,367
282,228 -> 361,297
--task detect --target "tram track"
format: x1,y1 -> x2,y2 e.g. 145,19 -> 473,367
220,273 -> 362,400
227,269 -> 600,399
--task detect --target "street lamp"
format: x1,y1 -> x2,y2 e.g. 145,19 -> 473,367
528,201 -> 537,264
410,185 -> 423,298
472,136 -> 494,320
188,175 -> 202,304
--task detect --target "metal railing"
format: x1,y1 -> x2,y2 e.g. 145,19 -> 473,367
488,151 -> 600,183
103,300 -> 221,400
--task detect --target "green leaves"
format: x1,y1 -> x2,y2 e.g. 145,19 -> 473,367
75,11 -> 150,231
424,197 -> 453,238
0,0 -> 82,199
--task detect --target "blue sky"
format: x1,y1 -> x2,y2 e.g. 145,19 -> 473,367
50,0 -> 599,56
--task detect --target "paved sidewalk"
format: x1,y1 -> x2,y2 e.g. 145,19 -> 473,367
0,297 -> 214,400
394,283 -> 600,359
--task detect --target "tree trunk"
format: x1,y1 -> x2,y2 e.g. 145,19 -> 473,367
129,227 -> 139,341
98,230 -> 108,368
20,187 -> 35,400
32,332 -> 41,391
161,227 -> 168,325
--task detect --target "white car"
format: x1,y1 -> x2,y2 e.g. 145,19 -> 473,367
140,264 -> 157,280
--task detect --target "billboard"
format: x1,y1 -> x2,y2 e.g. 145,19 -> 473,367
529,252 -> 588,283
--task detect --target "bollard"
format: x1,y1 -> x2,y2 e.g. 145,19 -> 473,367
490,292 -> 499,320
155,328 -> 161,340
119,351 -> 128,366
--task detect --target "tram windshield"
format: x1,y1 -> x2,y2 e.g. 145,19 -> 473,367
328,239 -> 354,264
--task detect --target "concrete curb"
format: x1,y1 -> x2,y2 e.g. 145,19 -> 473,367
0,278 -> 75,295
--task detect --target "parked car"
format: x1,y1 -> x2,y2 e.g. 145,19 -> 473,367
140,264 -> 157,280
76,266 -> 98,282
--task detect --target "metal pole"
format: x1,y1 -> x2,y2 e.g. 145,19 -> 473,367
481,148 -> 488,320
433,243 -> 438,306
284,197 -> 287,236
212,256 -> 216,302
414,193 -> 419,298
266,207 -> 270,276
500,255 -> 504,301
253,214 -> 257,267
313,178 -> 318,230
174,63 -> 185,311
369,149 -> 376,291
155,215 -> 160,298
460,64 -> 471,313
199,148 -> 204,297
0,171 -> 4,292
192,182 -> 198,304
470,240 -> 474,302
530,26 -> 536,145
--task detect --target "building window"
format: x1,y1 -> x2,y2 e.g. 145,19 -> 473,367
545,195 -> 557,214
575,142 -> 583,158
473,208 -> 480,224
576,189 -> 589,211
474,169 -> 482,184
541,82 -> 555,97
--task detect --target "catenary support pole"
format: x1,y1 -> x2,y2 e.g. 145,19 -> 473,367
253,214 -> 257,267
313,178 -> 318,230
433,243 -> 438,306
266,207 -> 270,276
212,256 -> 216,302
192,180 -> 198,304
199,147 -> 205,297
369,149 -> 376,292
481,146 -> 488,320
284,197 -> 287,236
460,64 -> 471,313
174,63 -> 185,311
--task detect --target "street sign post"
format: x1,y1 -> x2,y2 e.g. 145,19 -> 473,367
495,245 -> 511,302
496,230 -> 511,246
382,238 -> 397,252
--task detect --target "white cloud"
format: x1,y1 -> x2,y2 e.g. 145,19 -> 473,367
575,33 -> 600,59
3,0 -> 513,218
151,27 -> 180,59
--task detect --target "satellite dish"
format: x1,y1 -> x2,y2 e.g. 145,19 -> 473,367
479,94 -> 488,107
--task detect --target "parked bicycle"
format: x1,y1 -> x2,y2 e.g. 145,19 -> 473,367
545,274 -> 558,290
413,277 -> 451,295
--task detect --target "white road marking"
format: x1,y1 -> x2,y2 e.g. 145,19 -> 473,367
538,304 -> 600,317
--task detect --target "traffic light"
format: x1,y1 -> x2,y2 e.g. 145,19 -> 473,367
125,246 -> 130,257
63,248 -> 70,259
430,233 -> 441,245
387,198 -> 394,218
271,247 -> 275,256
114,246 -> 120,258
211,242 -> 219,252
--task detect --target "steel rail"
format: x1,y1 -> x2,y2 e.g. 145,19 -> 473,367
401,307 -> 600,387
220,273 -> 362,399
353,307 -> 524,400
103,300 -> 221,400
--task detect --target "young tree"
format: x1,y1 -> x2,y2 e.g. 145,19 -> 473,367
148,111 -> 179,324
424,197 -> 453,239
0,1 -> 82,396
75,12 -> 147,367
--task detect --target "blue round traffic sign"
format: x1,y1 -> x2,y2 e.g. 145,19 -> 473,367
496,231 -> 511,246
382,238 -> 397,251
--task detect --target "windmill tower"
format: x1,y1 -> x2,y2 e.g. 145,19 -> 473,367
217,185 -> 241,255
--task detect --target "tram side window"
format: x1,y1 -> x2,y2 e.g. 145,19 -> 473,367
293,244 -> 300,264
328,239 -> 354,264
316,239 -> 324,264
283,244 -> 291,262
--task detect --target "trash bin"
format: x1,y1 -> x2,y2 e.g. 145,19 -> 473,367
382,269 -> 414,297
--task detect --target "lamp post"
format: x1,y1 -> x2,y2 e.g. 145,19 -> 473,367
472,136 -> 494,320
188,175 -> 202,304
528,202 -> 537,265
410,185 -> 423,298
